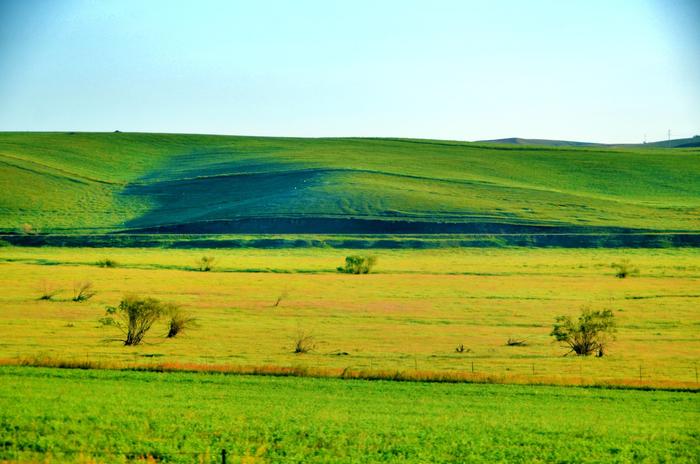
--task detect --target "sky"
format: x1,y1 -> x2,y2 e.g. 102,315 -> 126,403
0,0 -> 698,143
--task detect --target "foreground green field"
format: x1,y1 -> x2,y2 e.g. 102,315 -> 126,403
0,367 -> 698,463
1,246 -> 698,387
1,132 -> 699,233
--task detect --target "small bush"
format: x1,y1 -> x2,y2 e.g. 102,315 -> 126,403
551,308 -> 616,356
38,279 -> 61,300
293,329 -> 316,354
455,344 -> 471,353
611,259 -> 639,278
20,223 -> 37,235
101,294 -> 170,346
337,255 -> 377,274
272,289 -> 289,308
72,281 -> 96,302
197,256 -> 215,272
96,258 -> 118,268
506,337 -> 527,346
166,307 -> 197,338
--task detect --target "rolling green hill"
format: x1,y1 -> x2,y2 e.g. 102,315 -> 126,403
0,132 -> 698,234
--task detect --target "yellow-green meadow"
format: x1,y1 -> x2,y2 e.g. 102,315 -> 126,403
2,246 -> 697,387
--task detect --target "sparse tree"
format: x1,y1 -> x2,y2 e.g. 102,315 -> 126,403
72,281 -> 96,302
550,308 -> 616,356
337,255 -> 377,274
197,256 -> 215,272
611,259 -> 639,278
101,294 -> 169,346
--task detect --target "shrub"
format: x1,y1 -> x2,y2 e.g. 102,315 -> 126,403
611,259 -> 639,278
197,256 -> 215,272
96,258 -> 118,268
272,289 -> 289,308
166,307 -> 197,338
38,279 -> 61,300
72,281 -> 96,302
455,344 -> 471,353
293,329 -> 316,354
102,294 -> 169,346
337,255 -> 377,274
550,308 -> 616,356
20,223 -> 36,235
506,337 -> 527,346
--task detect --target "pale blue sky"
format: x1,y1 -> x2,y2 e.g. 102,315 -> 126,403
0,0 -> 698,143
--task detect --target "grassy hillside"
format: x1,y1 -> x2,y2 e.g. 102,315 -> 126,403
1,132 -> 698,233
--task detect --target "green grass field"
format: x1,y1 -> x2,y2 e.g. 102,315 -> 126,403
0,366 -> 697,463
1,246 -> 698,388
1,132 -> 699,233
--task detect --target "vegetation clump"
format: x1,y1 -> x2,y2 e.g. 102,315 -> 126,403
506,337 -> 527,346
337,255 -> 377,274
102,294 -> 171,346
166,308 -> 197,338
197,256 -> 216,272
20,223 -> 37,235
72,281 -> 96,302
38,279 -> 61,300
455,344 -> 471,353
293,330 -> 316,354
96,258 -> 118,268
611,259 -> 639,278
550,308 -> 616,356
272,289 -> 289,308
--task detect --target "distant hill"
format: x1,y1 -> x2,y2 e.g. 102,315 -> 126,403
0,132 -> 698,234
477,135 -> 700,148
631,135 -> 700,148
476,137 -> 605,147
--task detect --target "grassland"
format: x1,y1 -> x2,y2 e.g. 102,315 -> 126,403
1,132 -> 699,234
0,366 -> 698,463
1,246 -> 698,388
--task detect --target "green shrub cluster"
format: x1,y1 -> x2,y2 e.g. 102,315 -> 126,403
337,255 -> 377,274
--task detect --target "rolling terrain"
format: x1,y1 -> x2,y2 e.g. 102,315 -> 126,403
1,132 -> 698,235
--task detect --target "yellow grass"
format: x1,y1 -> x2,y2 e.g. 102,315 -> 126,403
0,246 -> 698,388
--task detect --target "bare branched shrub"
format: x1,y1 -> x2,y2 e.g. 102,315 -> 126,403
293,329 -> 316,354
337,255 -> 377,274
551,308 -> 616,356
166,307 -> 197,338
72,281 -> 96,302
506,337 -> 527,346
38,279 -> 61,300
101,294 -> 169,346
197,256 -> 215,272
611,259 -> 639,278
272,289 -> 289,308
96,258 -> 118,268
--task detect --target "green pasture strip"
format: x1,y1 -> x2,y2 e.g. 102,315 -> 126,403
0,366 -> 698,463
